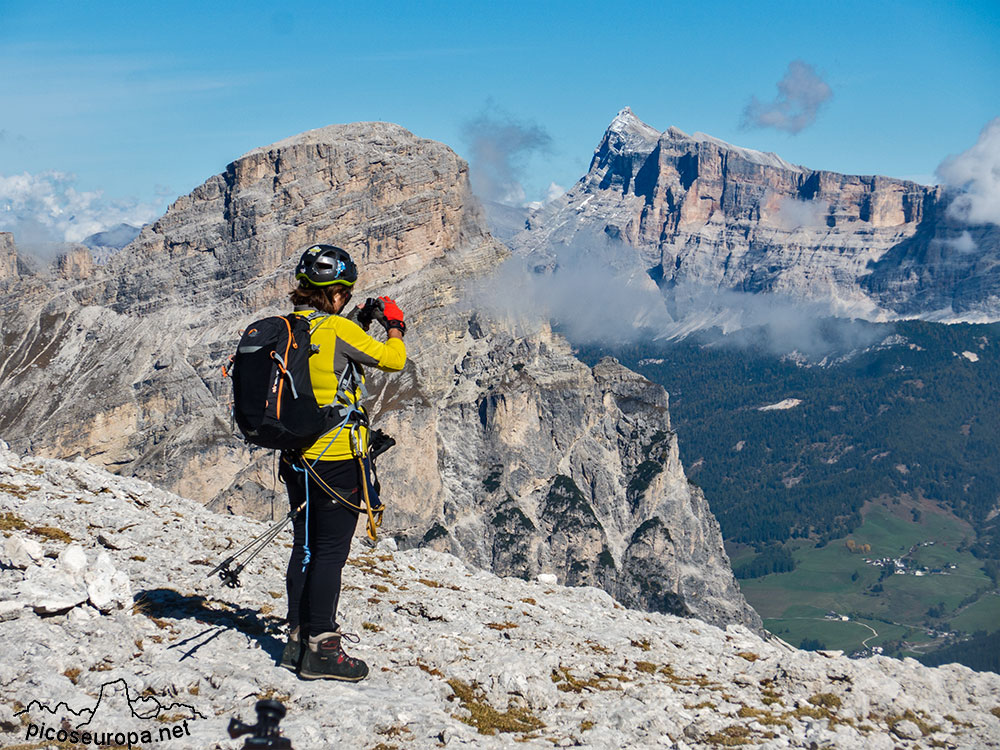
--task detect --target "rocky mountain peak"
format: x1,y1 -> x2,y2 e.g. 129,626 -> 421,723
95,119 -> 485,317
604,107 -> 661,146
0,120 -> 758,631
240,120 -> 419,157
600,111 -> 801,173
520,112 -> 999,322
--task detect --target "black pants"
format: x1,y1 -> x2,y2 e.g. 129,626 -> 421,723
280,455 -> 360,638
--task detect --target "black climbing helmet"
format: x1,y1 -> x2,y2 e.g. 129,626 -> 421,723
294,244 -> 358,288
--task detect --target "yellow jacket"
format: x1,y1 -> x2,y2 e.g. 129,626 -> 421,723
292,309 -> 406,461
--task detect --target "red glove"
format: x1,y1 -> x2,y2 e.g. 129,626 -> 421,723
380,297 -> 403,323
379,296 -> 406,335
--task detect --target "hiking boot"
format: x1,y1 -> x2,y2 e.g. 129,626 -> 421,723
299,631 -> 369,682
279,628 -> 303,672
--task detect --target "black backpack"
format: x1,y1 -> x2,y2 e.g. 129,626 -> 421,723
228,314 -> 358,451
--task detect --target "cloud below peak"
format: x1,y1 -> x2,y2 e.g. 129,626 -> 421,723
937,117 -> 1000,226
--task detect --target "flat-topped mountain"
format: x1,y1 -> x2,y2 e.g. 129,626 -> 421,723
516,108 -> 1000,322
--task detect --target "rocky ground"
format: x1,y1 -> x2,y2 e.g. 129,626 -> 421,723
2,443 -> 999,749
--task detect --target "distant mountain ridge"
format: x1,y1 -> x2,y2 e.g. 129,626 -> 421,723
82,223 -> 141,263
515,108 -> 1000,323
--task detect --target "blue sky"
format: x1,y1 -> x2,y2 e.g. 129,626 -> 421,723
1,0 -> 998,241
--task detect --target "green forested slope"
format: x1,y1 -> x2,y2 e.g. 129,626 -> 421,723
575,320 -> 1000,667
577,321 -> 1000,555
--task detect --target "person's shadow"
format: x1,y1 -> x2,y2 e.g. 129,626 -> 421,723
134,588 -> 285,664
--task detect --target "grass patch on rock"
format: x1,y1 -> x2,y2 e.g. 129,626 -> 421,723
416,661 -> 443,678
0,483 -> 40,500
257,688 -> 291,704
551,666 -> 627,693
30,525 -> 73,543
0,511 -> 28,531
446,678 -> 544,735
809,693 -> 842,710
702,724 -> 760,746
884,708 -> 940,737
737,705 -> 791,728
487,621 -> 518,631
758,678 -> 784,706
658,663 -> 721,690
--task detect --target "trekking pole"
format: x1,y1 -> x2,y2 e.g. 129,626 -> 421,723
207,501 -> 306,588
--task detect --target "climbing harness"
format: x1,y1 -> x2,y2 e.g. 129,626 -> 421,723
292,426 -> 394,546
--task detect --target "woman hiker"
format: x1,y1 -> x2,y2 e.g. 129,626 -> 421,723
278,244 -> 406,681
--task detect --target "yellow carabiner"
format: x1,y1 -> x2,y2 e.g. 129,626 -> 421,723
357,454 -> 379,542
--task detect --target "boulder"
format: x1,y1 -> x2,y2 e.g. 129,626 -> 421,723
2,534 -> 44,569
18,561 -> 88,614
84,551 -> 132,612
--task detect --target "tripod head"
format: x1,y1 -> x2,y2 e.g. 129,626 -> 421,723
227,699 -> 293,749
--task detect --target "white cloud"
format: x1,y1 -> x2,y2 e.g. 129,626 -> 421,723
0,170 -> 162,252
771,195 -> 830,231
544,182 -> 566,203
468,234 -> 672,344
525,182 -> 566,210
470,232 -> 881,360
742,60 -> 833,134
936,117 -> 1000,226
942,230 -> 977,253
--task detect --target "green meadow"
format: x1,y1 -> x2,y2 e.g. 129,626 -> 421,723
737,498 -> 994,656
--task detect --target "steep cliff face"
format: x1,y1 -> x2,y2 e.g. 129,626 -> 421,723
0,233 -> 17,281
519,108 -> 1000,321
406,322 -> 752,626
0,123 -> 758,629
